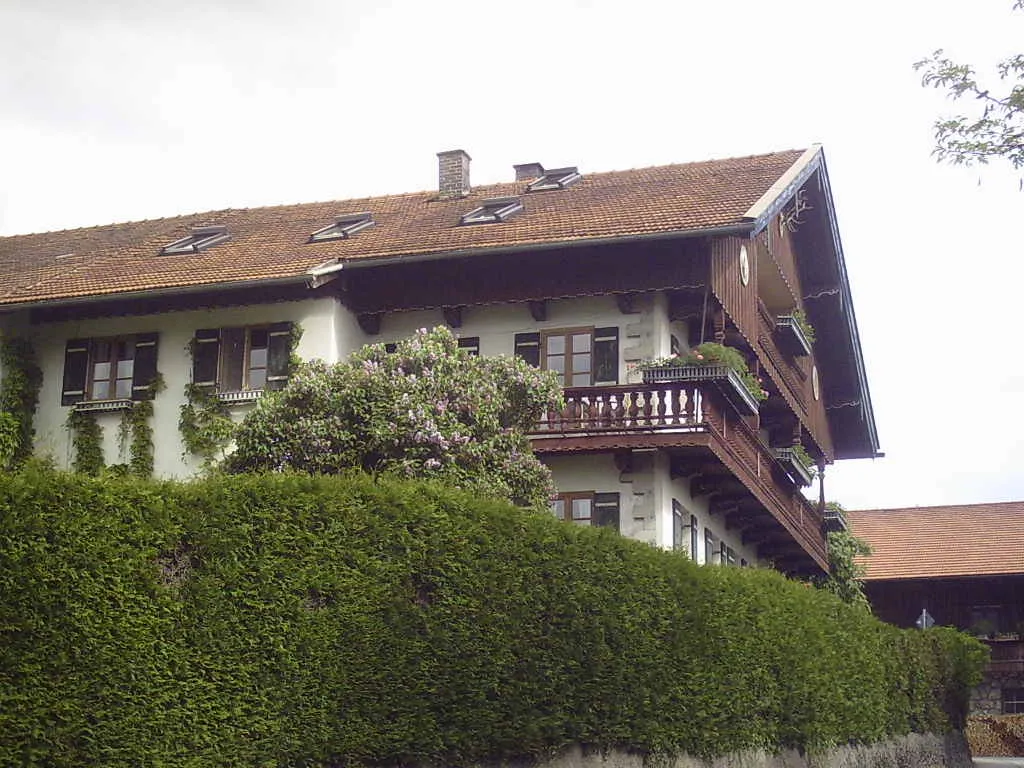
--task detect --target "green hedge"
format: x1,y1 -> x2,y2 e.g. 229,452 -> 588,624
0,469 -> 987,767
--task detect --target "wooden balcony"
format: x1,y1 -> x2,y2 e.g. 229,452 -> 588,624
529,380 -> 828,573
985,637 -> 1024,674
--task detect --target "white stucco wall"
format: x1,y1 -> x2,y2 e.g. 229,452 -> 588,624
666,474 -> 762,566
30,297 -> 351,477
378,294 -> 637,383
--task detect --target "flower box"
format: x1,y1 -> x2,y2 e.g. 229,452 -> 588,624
776,315 -> 813,357
641,364 -> 760,416
775,446 -> 814,487
73,398 -> 134,413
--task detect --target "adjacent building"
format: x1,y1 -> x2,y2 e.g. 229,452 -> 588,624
848,502 -> 1024,716
0,146 -> 880,575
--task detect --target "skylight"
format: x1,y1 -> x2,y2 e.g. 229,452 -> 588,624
527,167 -> 581,192
160,225 -> 230,256
460,197 -> 523,225
309,212 -> 375,242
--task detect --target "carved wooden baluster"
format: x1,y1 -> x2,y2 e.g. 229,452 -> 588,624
642,389 -> 653,425
583,396 -> 595,429
670,385 -> 683,425
627,390 -> 639,425
567,395 -> 581,430
612,393 -> 624,428
684,385 -> 696,425
656,387 -> 668,425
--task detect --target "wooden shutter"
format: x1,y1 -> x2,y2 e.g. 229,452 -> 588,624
593,493 -> 620,531
61,338 -> 90,406
131,333 -> 160,401
192,329 -> 220,388
513,332 -> 540,367
265,322 -> 293,391
593,326 -> 619,385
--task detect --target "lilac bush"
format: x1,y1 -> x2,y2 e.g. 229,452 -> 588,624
225,327 -> 564,508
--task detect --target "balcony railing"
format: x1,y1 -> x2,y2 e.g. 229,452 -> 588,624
531,381 -> 706,434
528,381 -> 828,570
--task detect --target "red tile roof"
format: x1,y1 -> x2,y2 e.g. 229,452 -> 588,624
0,149 -> 806,306
847,501 -> 1024,580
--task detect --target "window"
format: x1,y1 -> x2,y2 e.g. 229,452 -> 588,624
460,197 -> 523,225
457,336 -> 480,356
1003,688 -> 1024,715
191,323 -> 293,395
309,213 -> 374,242
672,501 -> 684,552
704,528 -> 715,564
514,327 -> 618,386
61,334 -> 160,406
385,336 -> 478,356
160,225 -> 230,256
722,545 -> 737,566
551,492 -> 619,530
690,514 -> 699,561
527,167 -> 581,192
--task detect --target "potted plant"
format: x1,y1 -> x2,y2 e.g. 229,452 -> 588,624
776,308 -> 815,357
634,342 -> 767,416
775,443 -> 815,487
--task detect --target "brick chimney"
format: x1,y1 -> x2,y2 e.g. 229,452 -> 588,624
514,163 -> 545,181
437,149 -> 471,198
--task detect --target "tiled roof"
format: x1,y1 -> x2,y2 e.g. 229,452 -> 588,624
0,149 -> 806,306
847,501 -> 1024,580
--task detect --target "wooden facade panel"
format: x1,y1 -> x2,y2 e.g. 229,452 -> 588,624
343,239 -> 707,314
712,227 -> 836,461
709,236 -> 759,345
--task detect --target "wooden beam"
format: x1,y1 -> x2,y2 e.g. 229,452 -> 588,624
357,312 -> 382,335
442,306 -> 464,328
615,293 -> 639,314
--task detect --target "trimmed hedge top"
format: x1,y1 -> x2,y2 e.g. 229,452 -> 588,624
0,469 -> 986,767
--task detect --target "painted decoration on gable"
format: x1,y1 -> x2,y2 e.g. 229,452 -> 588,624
812,365 -> 820,401
739,245 -> 750,286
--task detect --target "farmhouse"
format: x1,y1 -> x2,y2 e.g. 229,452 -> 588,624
0,146 -> 879,575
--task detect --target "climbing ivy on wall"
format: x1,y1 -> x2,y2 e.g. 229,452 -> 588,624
69,373 -> 165,477
119,373 -> 166,477
178,383 -> 235,466
0,337 -> 43,468
66,409 -> 104,475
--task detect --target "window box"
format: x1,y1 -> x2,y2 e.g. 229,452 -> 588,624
775,315 -> 813,357
72,398 -> 134,414
217,389 -> 264,405
641,365 -> 760,416
775,446 -> 814,487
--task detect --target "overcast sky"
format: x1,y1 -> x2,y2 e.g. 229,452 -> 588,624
2,0 -> 1022,511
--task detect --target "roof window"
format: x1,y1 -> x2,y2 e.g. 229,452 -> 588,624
527,167 -> 581,192
460,197 -> 523,225
160,225 -> 230,256
309,212 -> 375,242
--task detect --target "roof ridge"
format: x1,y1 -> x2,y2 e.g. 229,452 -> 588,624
849,499 -> 1024,515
